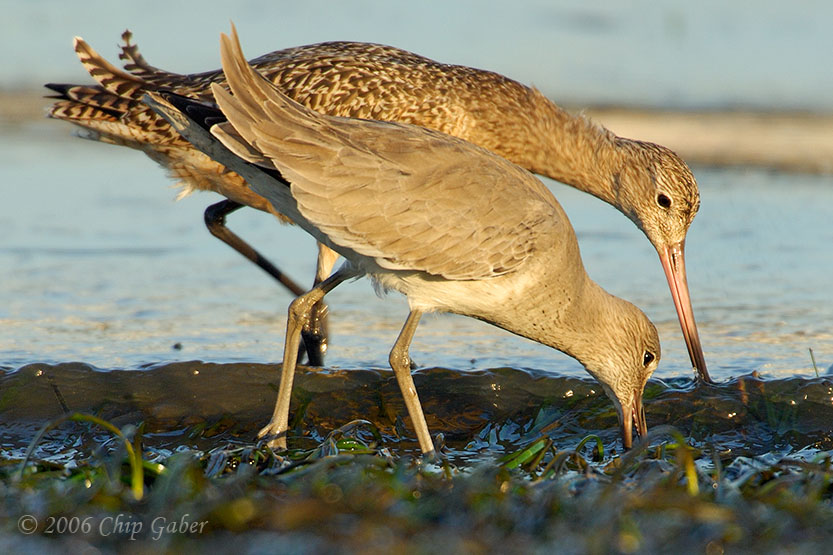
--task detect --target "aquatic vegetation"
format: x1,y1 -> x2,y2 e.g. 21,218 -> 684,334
2,363 -> 833,552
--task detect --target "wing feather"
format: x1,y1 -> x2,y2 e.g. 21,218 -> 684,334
212,26 -> 560,280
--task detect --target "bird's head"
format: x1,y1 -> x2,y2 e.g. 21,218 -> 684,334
613,140 -> 708,381
579,298 -> 661,449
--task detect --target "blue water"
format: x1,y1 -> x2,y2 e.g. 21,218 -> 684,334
3,0 -> 833,110
2,120 -> 831,380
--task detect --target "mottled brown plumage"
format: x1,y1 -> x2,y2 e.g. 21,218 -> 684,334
47,30 -> 708,380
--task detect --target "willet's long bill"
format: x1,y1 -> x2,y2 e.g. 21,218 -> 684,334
47,30 -> 708,381
145,27 -> 662,454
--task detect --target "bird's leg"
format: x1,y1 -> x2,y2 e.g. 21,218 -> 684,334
301,244 -> 340,367
204,199 -> 328,364
389,310 -> 435,456
204,199 -> 307,296
258,267 -> 353,449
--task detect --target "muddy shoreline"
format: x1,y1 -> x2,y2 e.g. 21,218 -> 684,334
3,362 -> 832,460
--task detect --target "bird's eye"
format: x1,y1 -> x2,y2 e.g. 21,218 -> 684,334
656,193 -> 672,209
643,351 -> 655,366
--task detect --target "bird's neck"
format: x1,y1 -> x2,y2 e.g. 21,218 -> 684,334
525,278 -> 618,369
481,244 -> 621,373
502,91 -> 630,211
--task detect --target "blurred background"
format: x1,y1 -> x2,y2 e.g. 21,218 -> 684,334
1,1 -> 831,379
5,0 -> 833,110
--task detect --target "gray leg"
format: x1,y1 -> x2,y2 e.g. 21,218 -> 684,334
389,310 -> 435,456
258,267 -> 354,449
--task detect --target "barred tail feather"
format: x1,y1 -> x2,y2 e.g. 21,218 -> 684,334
47,31 -> 282,211
118,29 -> 168,81
46,83 -> 134,118
74,36 -> 148,99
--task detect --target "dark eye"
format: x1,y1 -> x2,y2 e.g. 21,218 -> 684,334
643,351 -> 655,366
656,193 -> 672,209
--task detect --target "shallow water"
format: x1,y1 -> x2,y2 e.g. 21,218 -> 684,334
2,121 -> 832,381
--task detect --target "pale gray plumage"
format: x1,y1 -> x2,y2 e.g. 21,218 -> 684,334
146,27 -> 661,454
49,29 -> 709,381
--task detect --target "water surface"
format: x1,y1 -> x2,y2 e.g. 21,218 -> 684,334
1,122 -> 831,380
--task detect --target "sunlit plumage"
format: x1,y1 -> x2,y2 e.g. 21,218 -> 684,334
47,29 -> 708,380
145,27 -> 662,454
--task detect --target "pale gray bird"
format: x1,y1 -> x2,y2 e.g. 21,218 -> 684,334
145,27 -> 662,454
47,29 -> 707,381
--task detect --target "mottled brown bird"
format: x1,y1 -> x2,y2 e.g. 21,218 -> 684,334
145,27 -> 662,453
47,29 -> 708,381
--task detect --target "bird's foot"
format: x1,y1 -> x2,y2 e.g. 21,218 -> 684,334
258,421 -> 288,450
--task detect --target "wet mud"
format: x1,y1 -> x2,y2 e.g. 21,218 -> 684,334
3,362 -> 831,461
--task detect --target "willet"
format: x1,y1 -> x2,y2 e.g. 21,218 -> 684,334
145,27 -> 663,454
47,30 -> 708,381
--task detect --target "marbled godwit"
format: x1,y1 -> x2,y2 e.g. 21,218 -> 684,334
47,31 -> 708,381
145,28 -> 663,454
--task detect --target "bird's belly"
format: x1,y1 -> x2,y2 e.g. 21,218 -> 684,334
371,270 -> 532,320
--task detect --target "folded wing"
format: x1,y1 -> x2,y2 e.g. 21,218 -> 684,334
210,26 -> 561,281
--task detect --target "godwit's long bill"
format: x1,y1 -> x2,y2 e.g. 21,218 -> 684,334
659,241 -> 707,377
145,27 -> 663,454
47,31 -> 708,381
